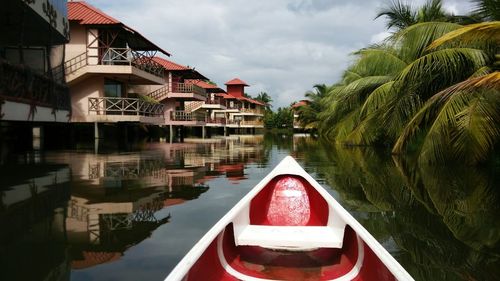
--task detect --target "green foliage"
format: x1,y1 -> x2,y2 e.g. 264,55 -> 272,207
308,1 -> 500,164
264,107 -> 294,129
254,92 -> 273,111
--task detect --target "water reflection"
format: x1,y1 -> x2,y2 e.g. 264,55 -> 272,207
0,164 -> 71,281
292,138 -> 500,281
0,136 -> 266,281
1,134 -> 498,281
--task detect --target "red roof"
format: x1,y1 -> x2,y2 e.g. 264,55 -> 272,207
292,100 -> 310,108
222,94 -> 237,99
68,2 -> 120,25
68,1 -> 170,56
185,80 -> 226,92
152,57 -> 188,71
220,94 -> 265,105
240,96 -> 266,106
225,78 -> 249,86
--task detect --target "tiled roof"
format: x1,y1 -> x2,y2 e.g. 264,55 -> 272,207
68,1 -> 170,56
68,1 -> 119,25
152,57 -> 188,71
291,100 -> 310,108
239,96 -> 266,106
221,94 -> 265,105
185,80 -> 226,93
225,78 -> 249,86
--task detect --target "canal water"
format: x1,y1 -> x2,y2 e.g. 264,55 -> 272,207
0,134 -> 499,281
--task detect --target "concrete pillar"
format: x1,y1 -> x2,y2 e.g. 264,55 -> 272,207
169,125 -> 173,143
32,126 -> 43,150
202,126 -> 206,139
94,122 -> 99,139
94,138 -> 99,154
223,126 -> 227,136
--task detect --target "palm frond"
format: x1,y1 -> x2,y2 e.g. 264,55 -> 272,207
392,72 -> 500,164
392,21 -> 462,60
427,21 -> 500,49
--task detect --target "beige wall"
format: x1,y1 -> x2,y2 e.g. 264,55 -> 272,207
129,84 -> 162,95
163,99 -> 176,122
66,23 -> 87,61
70,76 -> 104,122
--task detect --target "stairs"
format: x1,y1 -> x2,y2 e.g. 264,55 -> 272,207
185,101 -> 204,113
147,85 -> 169,102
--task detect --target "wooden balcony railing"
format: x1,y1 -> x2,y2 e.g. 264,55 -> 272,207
227,119 -> 264,126
0,59 -> 70,111
239,108 -> 264,114
63,47 -> 165,78
88,97 -> 164,117
170,111 -> 206,122
172,83 -> 206,96
147,83 -> 207,102
206,117 -> 226,124
205,97 -> 224,105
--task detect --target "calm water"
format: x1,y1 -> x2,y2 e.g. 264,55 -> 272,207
1,134 -> 499,281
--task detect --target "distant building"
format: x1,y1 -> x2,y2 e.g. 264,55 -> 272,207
291,100 -> 310,129
220,78 -> 265,128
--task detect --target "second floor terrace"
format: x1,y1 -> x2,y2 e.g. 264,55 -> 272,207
147,82 -> 207,102
85,97 -> 164,124
63,1 -> 170,86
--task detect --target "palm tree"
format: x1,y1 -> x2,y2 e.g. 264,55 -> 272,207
392,19 -> 500,164
314,0 -> 499,164
376,0 -> 452,31
470,0 -> 500,21
297,84 -> 331,129
254,92 -> 273,111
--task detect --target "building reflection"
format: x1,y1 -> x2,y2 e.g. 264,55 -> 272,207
0,163 -> 71,281
0,136 -> 265,277
58,137 -> 263,270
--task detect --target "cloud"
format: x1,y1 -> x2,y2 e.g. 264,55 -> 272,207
84,0 -> 475,108
370,31 -> 392,44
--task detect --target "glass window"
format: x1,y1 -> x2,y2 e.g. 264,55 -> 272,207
104,80 -> 123,97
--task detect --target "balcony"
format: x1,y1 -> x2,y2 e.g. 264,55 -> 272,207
167,110 -> 206,126
147,83 -> 206,102
63,48 -> 165,85
205,118 -> 227,126
200,97 -> 226,110
87,97 -> 164,124
226,119 -> 264,128
0,59 -> 70,121
237,108 -> 265,115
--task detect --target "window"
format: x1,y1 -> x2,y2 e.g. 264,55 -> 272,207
104,79 -> 123,97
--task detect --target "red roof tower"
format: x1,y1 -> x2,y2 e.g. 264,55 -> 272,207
225,78 -> 248,98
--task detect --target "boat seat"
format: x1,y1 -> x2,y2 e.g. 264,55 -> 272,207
235,225 -> 345,249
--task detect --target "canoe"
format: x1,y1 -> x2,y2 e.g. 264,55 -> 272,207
165,156 -> 414,281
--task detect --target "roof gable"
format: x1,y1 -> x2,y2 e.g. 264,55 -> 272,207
225,78 -> 249,86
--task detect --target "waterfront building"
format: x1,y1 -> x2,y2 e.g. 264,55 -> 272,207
0,0 -> 71,122
220,78 -> 265,129
65,1 -> 169,127
184,80 -> 227,128
137,57 -> 209,128
291,100 -> 310,129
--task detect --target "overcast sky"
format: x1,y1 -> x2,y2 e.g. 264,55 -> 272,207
86,0 -> 474,108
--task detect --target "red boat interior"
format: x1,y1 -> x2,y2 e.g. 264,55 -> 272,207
184,175 -> 396,281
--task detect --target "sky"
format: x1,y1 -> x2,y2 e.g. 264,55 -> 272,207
85,0 -> 474,108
